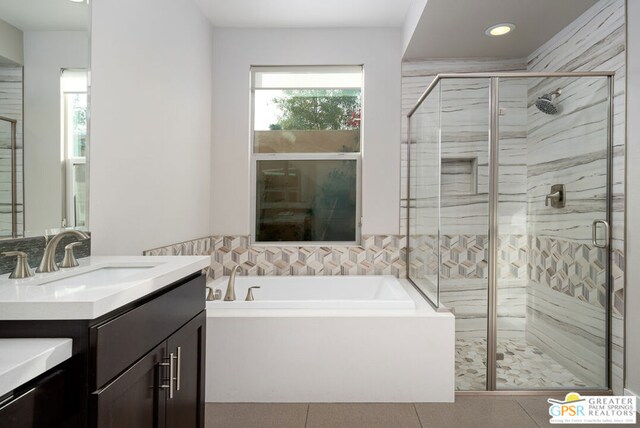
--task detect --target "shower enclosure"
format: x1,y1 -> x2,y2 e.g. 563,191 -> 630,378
406,72 -> 613,392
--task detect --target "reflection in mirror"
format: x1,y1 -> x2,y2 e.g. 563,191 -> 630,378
0,0 -> 89,239
62,69 -> 88,228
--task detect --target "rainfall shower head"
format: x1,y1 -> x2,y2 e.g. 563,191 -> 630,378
535,89 -> 562,115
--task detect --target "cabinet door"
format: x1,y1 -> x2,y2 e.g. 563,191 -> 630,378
94,342 -> 167,428
165,312 -> 206,428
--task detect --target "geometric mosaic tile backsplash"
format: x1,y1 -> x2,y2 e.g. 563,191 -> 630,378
409,234 -> 528,280
144,232 -> 623,315
144,235 -> 407,279
527,236 -> 607,309
392,233 -> 622,315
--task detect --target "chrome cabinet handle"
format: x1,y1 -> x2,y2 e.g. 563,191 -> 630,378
592,219 -> 610,249
176,347 -> 181,391
159,352 -> 175,399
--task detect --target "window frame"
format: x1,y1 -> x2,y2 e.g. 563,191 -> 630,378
62,89 -> 88,228
249,65 -> 363,246
65,157 -> 87,228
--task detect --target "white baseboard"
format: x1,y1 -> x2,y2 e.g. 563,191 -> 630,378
624,388 -> 639,411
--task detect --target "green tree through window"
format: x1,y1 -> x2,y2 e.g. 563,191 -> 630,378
270,89 -> 360,131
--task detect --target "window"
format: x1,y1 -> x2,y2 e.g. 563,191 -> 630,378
251,66 -> 362,244
61,69 -> 88,228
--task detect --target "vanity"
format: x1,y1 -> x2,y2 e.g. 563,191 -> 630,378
1,1 -> 210,426
0,255 -> 210,428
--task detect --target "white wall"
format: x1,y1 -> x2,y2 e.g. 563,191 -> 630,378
211,28 -> 402,236
0,18 -> 22,65
90,0 -> 213,255
401,0 -> 428,57
23,31 -> 88,234
625,0 -> 640,398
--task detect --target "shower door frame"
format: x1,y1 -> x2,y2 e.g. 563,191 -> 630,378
406,71 -> 615,393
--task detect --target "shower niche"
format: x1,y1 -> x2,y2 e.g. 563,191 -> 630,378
441,158 -> 478,196
406,72 -> 613,392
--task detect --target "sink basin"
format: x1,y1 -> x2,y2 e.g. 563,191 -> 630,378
39,266 -> 155,287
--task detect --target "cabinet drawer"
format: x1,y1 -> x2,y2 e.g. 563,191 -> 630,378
92,273 -> 205,388
0,369 -> 70,428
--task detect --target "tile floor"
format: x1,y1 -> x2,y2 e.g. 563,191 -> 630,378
206,397 -> 639,428
456,337 -> 589,390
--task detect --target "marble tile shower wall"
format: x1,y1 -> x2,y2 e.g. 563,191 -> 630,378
526,281 -> 607,387
401,57 -> 528,233
524,0 -> 625,393
144,235 -> 407,278
0,66 -> 24,237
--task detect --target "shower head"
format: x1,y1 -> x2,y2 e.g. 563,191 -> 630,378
535,89 -> 562,115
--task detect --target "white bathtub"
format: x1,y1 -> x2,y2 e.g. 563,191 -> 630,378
207,275 -> 415,309
205,276 -> 454,403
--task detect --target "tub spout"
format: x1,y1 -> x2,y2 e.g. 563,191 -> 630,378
224,265 -> 240,301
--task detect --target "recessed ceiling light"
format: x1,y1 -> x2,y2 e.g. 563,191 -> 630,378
68,0 -> 85,3
485,23 -> 515,37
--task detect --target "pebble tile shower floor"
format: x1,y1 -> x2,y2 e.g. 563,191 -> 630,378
455,337 -> 589,390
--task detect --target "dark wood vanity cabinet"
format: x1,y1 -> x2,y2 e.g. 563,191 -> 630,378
90,273 -> 206,428
0,272 -> 206,428
93,312 -> 206,428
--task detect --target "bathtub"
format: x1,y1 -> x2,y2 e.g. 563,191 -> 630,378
205,275 -> 454,403
206,275 -> 415,309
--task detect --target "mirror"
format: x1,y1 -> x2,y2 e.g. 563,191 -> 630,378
0,0 -> 90,239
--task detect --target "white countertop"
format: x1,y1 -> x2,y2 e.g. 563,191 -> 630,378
0,256 -> 210,320
0,338 -> 73,397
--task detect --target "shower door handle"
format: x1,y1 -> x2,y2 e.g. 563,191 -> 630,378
592,220 -> 610,249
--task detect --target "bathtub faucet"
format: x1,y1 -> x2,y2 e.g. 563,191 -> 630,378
206,286 -> 221,301
224,265 -> 240,301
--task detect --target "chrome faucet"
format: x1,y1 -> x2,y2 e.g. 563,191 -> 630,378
224,265 -> 240,301
37,230 -> 90,273
206,286 -> 222,301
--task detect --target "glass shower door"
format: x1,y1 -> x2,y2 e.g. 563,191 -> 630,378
406,77 -> 492,391
438,77 -> 491,391
407,81 -> 441,307
495,76 -> 611,389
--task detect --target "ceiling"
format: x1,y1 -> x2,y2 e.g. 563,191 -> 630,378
404,0 -> 598,60
0,0 -> 89,31
0,0 -> 598,56
194,0 -> 414,28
